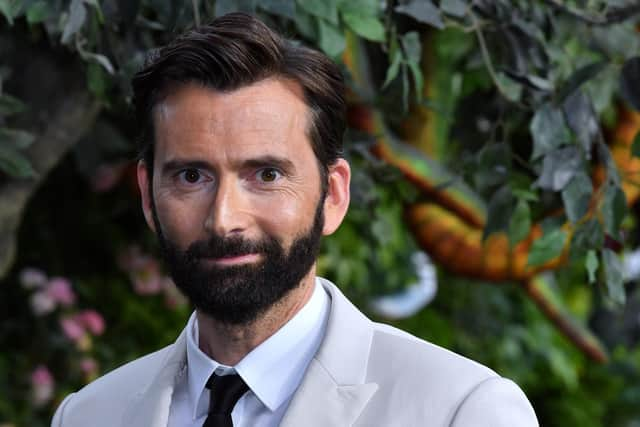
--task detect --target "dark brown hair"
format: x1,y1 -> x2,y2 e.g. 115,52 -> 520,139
131,12 -> 346,186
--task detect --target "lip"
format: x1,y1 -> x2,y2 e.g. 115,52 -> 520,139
203,253 -> 261,266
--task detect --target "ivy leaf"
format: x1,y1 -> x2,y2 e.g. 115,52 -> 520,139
0,94 -> 26,116
401,31 -> 421,64
407,61 -> 423,102
293,9 -> 317,39
0,145 -> 36,178
317,19 -> 345,58
441,0 -> 466,18
508,199 -> 531,246
602,248 -> 625,305
528,229 -> 567,267
586,250 -> 598,284
556,60 -> 607,103
571,219 -> 604,251
215,0 -> 256,15
597,142 -> 621,186
563,90 -> 599,157
0,128 -> 35,149
62,0 -> 87,44
395,0 -> 444,29
620,56 -> 640,112
632,131 -> 640,158
0,0 -> 22,25
496,72 -> 523,103
26,1 -> 49,24
602,184 -> 627,236
561,171 -> 592,223
530,103 -> 571,160
483,184 -> 514,240
382,49 -> 402,89
297,0 -> 338,25
341,12 -> 385,42
258,0 -> 295,19
535,146 -> 582,191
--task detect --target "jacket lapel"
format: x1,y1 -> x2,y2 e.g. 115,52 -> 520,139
281,279 -> 379,427
121,329 -> 188,427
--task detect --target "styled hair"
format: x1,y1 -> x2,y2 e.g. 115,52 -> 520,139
131,12 -> 346,186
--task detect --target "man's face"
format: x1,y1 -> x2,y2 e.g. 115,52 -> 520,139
137,79 -> 349,324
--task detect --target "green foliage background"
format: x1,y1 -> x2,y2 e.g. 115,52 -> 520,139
1,0 -> 640,426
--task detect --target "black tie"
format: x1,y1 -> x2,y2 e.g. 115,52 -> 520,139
203,373 -> 249,427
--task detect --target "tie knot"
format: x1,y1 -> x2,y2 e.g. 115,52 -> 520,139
206,373 -> 249,416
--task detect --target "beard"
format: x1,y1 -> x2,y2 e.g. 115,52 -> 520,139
151,196 -> 325,325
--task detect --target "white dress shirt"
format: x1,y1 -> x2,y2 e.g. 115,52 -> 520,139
168,279 -> 330,427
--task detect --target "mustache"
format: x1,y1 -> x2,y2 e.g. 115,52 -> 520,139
185,234 -> 277,259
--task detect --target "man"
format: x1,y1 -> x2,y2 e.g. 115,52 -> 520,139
52,13 -> 538,427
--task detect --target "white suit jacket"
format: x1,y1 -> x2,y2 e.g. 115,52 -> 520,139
52,278 -> 538,426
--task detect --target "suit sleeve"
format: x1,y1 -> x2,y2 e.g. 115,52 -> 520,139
51,393 -> 75,427
450,377 -> 538,427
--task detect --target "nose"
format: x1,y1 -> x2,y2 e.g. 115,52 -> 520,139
204,177 -> 251,236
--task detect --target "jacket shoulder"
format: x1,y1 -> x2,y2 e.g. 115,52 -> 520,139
362,323 -> 538,426
52,344 -> 175,427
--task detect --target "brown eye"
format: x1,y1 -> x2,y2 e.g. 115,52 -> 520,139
183,169 -> 201,183
259,168 -> 280,182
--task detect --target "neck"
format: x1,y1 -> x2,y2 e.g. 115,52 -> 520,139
196,269 -> 317,366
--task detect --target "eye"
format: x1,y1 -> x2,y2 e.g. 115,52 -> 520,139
180,168 -> 202,184
257,168 -> 281,183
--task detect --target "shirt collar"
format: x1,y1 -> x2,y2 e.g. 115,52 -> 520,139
186,278 -> 329,419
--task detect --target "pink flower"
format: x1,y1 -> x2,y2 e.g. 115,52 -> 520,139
90,162 -> 126,193
30,291 -> 55,316
46,277 -> 76,307
31,365 -> 54,407
60,315 -> 86,342
79,310 -> 105,336
20,268 -> 47,289
80,357 -> 98,376
163,277 -> 188,309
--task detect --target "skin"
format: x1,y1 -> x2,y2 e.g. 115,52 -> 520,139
137,78 -> 350,365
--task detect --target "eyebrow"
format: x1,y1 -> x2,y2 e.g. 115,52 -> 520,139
159,155 -> 296,176
160,160 -> 214,176
240,155 -> 295,174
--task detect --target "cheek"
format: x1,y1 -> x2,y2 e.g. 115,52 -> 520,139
153,191 -> 210,244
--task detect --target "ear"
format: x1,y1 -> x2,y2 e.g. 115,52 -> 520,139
322,158 -> 351,235
137,160 -> 156,233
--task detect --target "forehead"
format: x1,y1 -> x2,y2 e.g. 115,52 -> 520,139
152,79 -> 311,158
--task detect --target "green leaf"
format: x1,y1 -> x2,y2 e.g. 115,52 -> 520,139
563,90 -> 599,156
394,0 -> 443,29
602,184 -> 627,236
621,56 -> 640,112
297,0 -> 338,25
0,94 -> 26,116
341,12 -> 385,42
602,248 -> 625,305
0,145 -> 36,178
586,250 -> 598,284
496,72 -> 523,103
293,9 -> 317,39
483,184 -> 515,240
87,62 -> 107,99
215,0 -> 256,15
0,128 -> 35,149
408,61 -> 423,102
535,146 -> 582,191
561,171 -> 592,223
0,0 -> 22,25
530,103 -> 571,160
317,19 -> 345,58
258,0 -> 295,19
401,31 -> 421,64
62,0 -> 87,44
382,49 -> 402,89
26,0 -> 49,24
571,219 -> 604,251
556,61 -> 607,103
508,199 -> 531,246
440,0 -> 466,17
474,144 -> 511,192
527,229 -> 567,267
